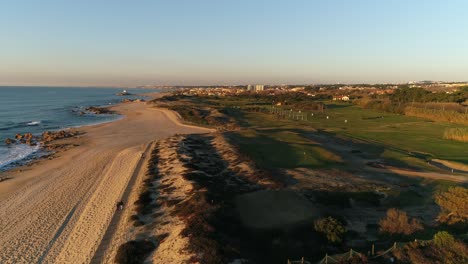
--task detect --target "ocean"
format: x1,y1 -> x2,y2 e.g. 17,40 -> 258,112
0,86 -> 155,171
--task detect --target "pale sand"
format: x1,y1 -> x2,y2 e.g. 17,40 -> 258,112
148,137 -> 195,263
0,100 -> 212,264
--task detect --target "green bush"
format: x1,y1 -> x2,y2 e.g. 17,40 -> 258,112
314,216 -> 346,243
433,231 -> 456,249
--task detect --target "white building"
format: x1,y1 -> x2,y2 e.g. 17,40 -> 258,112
247,84 -> 264,91
333,95 -> 350,101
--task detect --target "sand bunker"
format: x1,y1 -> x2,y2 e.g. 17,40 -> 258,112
235,190 -> 319,230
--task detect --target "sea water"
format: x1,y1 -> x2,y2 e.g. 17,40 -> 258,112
0,86 -> 155,171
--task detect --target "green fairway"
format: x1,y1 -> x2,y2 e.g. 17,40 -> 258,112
226,129 -> 342,169
222,101 -> 468,168
161,96 -> 468,170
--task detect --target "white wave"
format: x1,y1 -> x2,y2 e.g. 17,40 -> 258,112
27,121 -> 41,126
0,144 -> 40,169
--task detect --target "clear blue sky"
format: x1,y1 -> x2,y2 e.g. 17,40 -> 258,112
1,0 -> 467,86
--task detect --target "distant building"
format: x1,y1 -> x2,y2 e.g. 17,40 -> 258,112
333,95 -> 350,101
291,87 -> 305,92
246,84 -> 264,91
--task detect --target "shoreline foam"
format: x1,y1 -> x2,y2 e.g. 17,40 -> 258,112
0,98 -> 135,172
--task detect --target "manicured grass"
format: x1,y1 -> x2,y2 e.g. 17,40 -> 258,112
168,96 -> 468,170
230,102 -> 468,167
226,129 -> 342,169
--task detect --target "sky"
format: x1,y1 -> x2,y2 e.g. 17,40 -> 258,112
1,0 -> 468,86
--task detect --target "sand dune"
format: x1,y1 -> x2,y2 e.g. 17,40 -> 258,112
0,100 -> 211,263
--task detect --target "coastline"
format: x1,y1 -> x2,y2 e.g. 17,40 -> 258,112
0,92 -> 213,263
0,92 -> 158,173
0,88 -> 154,172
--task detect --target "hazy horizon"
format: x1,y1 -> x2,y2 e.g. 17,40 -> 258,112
2,0 -> 468,87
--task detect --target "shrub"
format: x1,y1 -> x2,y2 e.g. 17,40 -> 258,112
115,240 -> 156,264
314,216 -> 346,243
393,232 -> 468,264
379,208 -> 423,236
337,255 -> 368,264
435,186 -> 468,224
433,231 -> 456,249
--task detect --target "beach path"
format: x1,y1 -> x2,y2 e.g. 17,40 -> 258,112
0,101 -> 211,264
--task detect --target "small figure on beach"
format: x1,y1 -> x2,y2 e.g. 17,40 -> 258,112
117,200 -> 124,211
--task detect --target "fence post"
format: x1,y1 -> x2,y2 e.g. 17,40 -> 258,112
372,243 -> 375,256
301,256 -> 304,264
325,253 -> 328,264
393,242 -> 397,250
349,249 -> 352,258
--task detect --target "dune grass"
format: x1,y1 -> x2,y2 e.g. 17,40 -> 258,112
443,128 -> 468,142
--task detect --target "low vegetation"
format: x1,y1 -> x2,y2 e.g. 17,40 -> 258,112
405,106 -> 468,125
314,217 -> 346,243
393,231 -> 468,263
356,86 -> 468,125
115,240 -> 156,264
443,128 -> 468,142
435,186 -> 468,224
379,208 -> 423,236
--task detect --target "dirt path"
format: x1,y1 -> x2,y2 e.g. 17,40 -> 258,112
374,167 -> 468,183
430,159 -> 468,174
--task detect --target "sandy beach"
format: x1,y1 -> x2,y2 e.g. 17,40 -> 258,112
0,98 -> 212,263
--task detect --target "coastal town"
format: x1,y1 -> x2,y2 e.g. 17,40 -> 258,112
144,81 -> 468,102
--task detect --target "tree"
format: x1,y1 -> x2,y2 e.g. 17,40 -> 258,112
379,208 -> 423,236
435,186 -> 468,224
314,216 -> 346,243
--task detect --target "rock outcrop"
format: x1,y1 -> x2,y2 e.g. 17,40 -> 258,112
41,130 -> 79,143
122,98 -> 145,103
4,130 -> 79,147
4,138 -> 16,145
84,106 -> 115,115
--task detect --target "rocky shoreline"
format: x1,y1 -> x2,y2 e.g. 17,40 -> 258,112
4,130 -> 80,147
1,129 -> 84,173
72,106 -> 117,116
1,100 -> 133,172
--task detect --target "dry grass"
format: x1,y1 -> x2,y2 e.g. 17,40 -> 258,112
405,106 -> 468,125
379,208 -> 423,236
410,102 -> 467,113
443,128 -> 468,142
